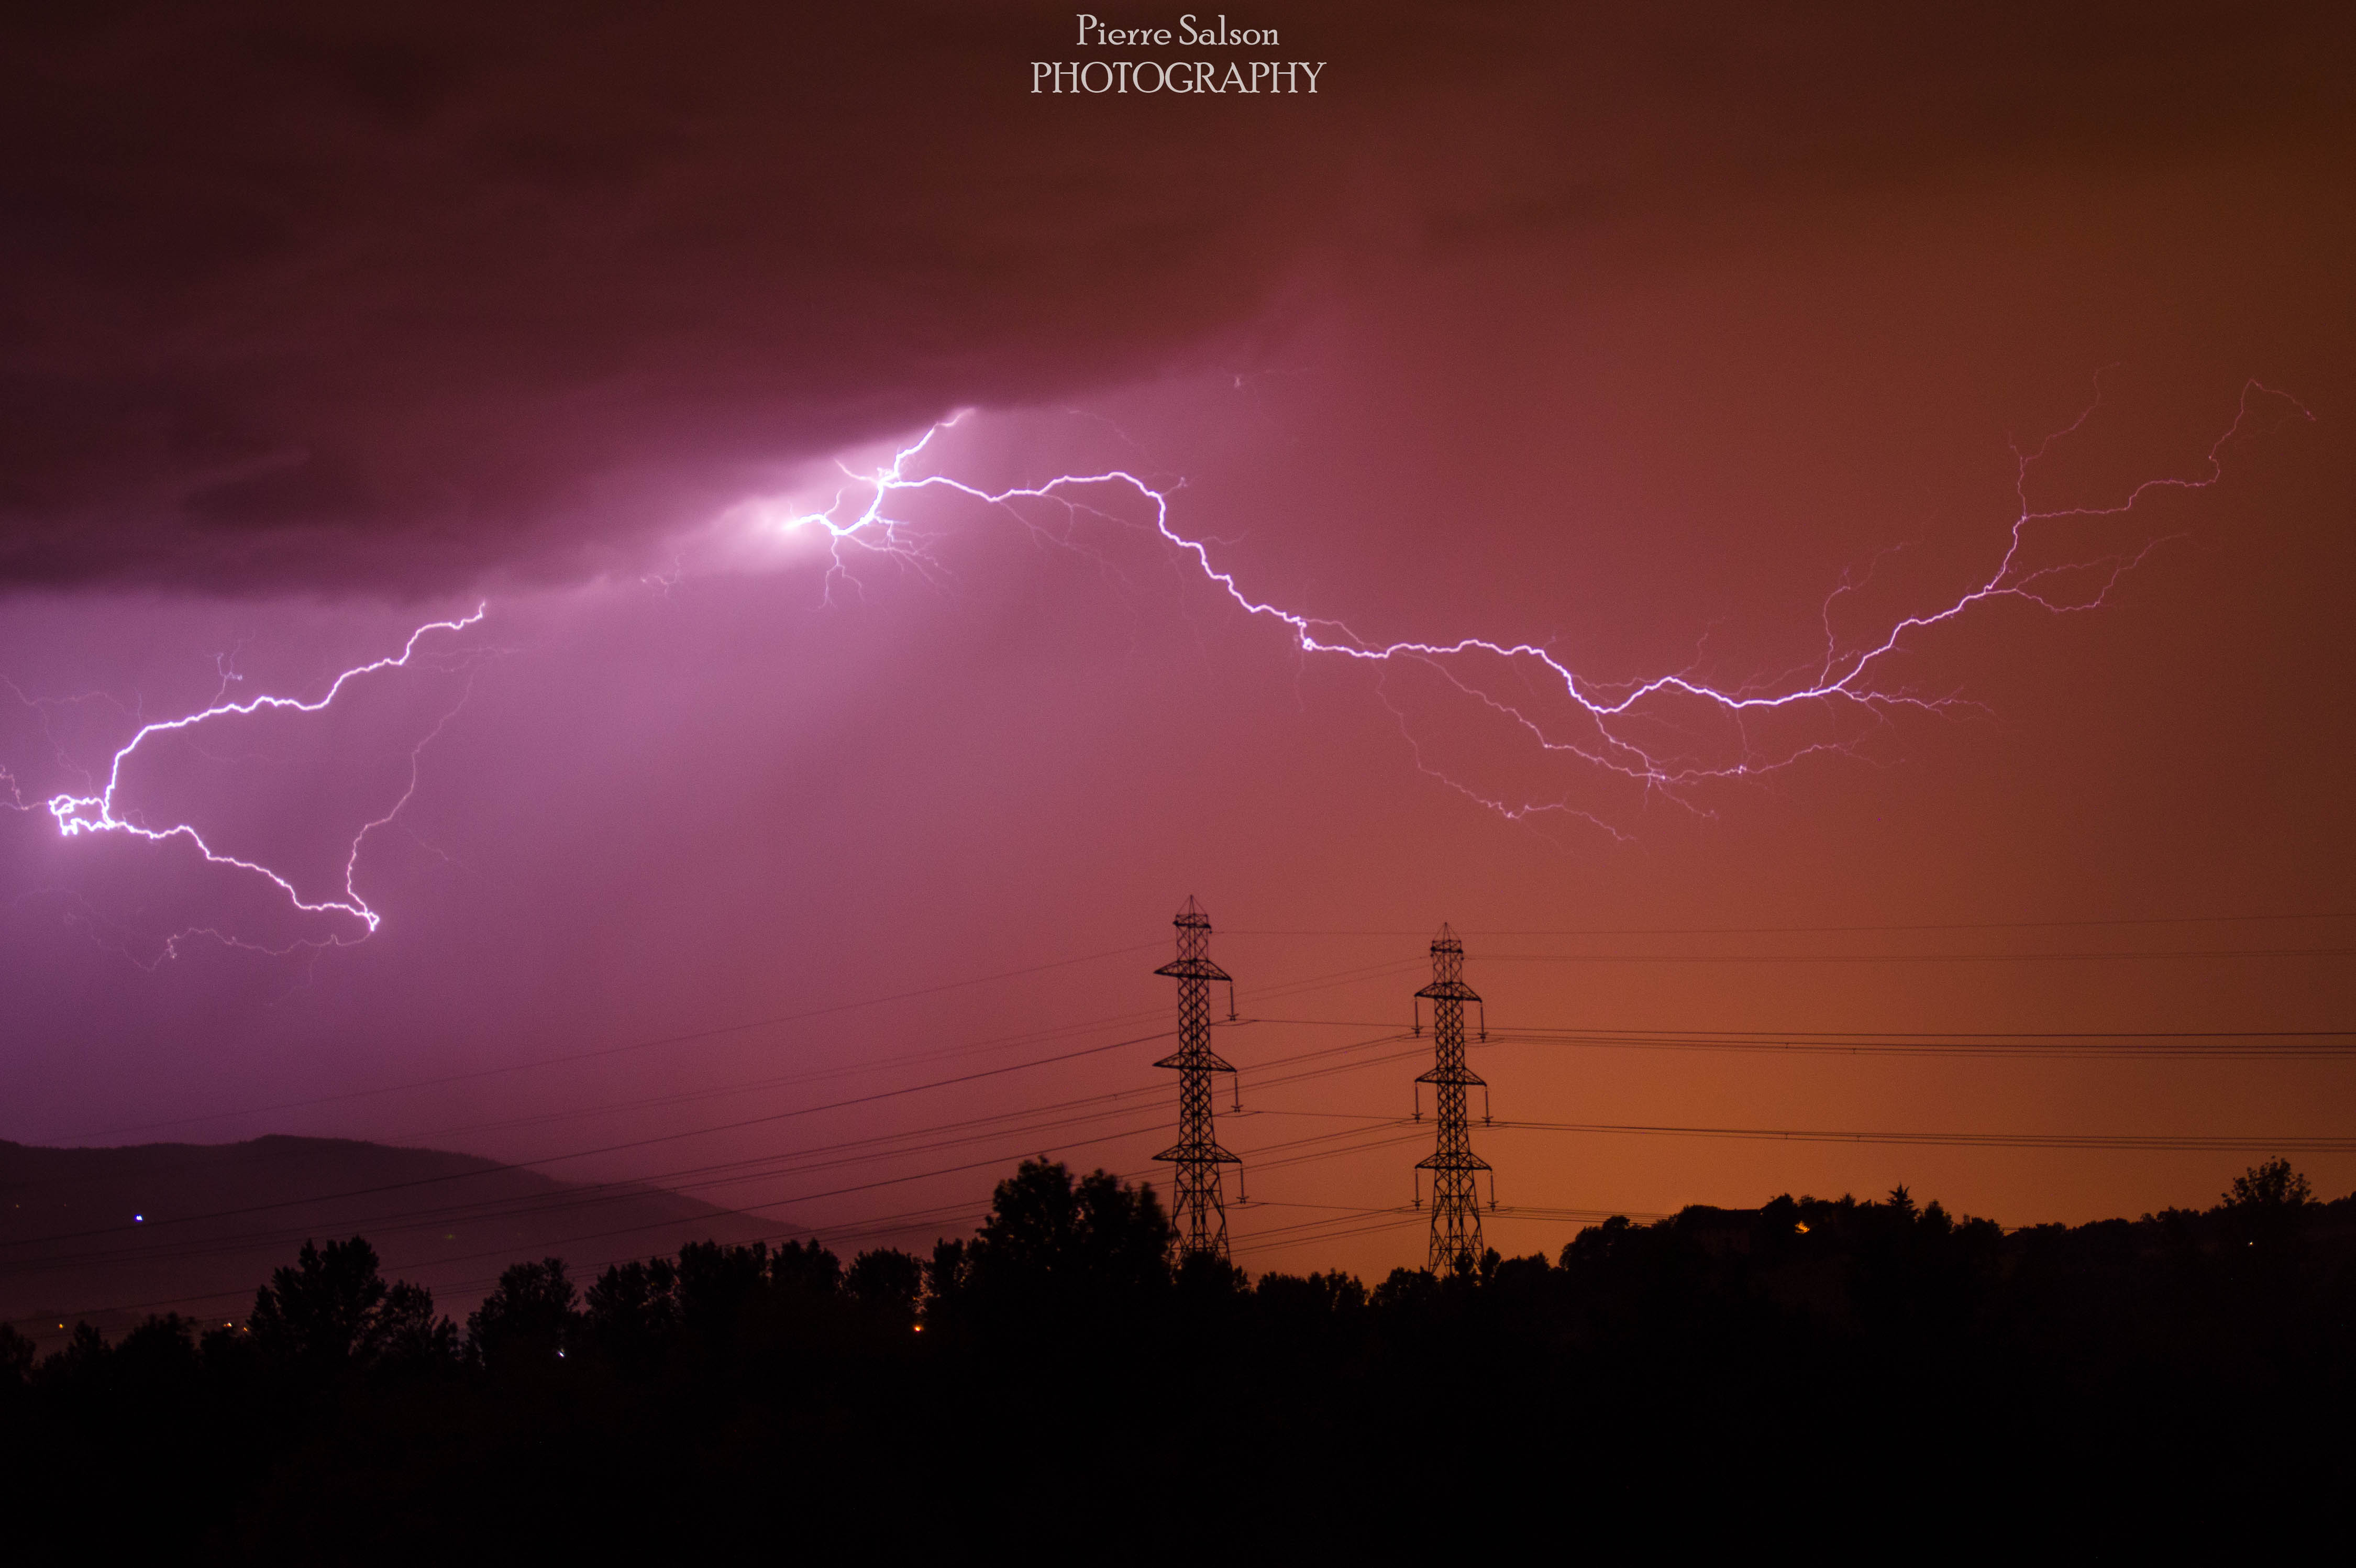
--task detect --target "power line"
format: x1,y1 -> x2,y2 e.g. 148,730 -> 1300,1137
1481,1027 -> 2356,1059
12,938 -> 2353,1327
0,1028 -> 1426,1276
16,998 -> 2344,1289
16,1000 -> 2348,1284
1229,911 -> 2356,939
16,1088 -> 2347,1332
1469,946 -> 2353,965
61,937 -> 1172,1141
1488,1119 -> 2356,1153
1260,1021 -> 2356,1057
59,951 -> 1424,1151
2,1099 -> 1438,1328
0,1026 -> 1180,1254
238,956 -> 1417,1155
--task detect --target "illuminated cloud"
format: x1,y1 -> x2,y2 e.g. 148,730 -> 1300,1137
0,2 -> 2340,592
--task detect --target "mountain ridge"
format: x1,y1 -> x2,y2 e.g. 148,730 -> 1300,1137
0,1134 -> 776,1347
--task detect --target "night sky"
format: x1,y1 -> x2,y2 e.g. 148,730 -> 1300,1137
3,2 -> 2351,1285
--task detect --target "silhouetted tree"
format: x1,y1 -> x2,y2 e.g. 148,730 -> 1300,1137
2226,1158 -> 2313,1211
0,1323 -> 33,1390
959,1160 -> 1174,1320
197,1319 -> 260,1382
1490,1252 -> 1552,1296
1370,1266 -> 1438,1313
468,1258 -> 577,1368
676,1240 -> 775,1345
972,1158 -> 1086,1277
32,1322 -> 110,1391
1561,1213 -> 1638,1268
922,1237 -> 970,1320
845,1248 -> 925,1322
381,1283 -> 459,1368
1299,1269 -> 1369,1313
769,1237 -> 843,1297
1176,1250 -> 1251,1298
1058,1163 -> 1178,1286
248,1238 -> 442,1373
584,1257 -> 681,1362
2221,1158 -> 2316,1254
113,1314 -> 202,1390
1254,1269 -> 1368,1324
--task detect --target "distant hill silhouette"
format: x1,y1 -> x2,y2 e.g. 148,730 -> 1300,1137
0,1135 -> 771,1346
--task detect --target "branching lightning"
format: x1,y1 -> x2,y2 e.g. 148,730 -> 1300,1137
1,377 -> 2308,964
7,608 -> 487,958
773,415 -> 1138,602
779,380 -> 2309,832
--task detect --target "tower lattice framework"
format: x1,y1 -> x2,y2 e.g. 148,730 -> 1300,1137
1415,923 -> 1490,1274
1154,896 -> 1240,1260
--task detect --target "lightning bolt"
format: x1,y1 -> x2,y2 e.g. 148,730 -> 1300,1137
2,376 -> 2308,963
780,379 -> 2309,830
10,607 -> 487,957
773,413 -> 1154,605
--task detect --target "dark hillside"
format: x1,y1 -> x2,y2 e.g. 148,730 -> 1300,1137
0,1136 -> 770,1346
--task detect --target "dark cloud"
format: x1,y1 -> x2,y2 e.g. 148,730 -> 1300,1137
1,1 -> 2343,593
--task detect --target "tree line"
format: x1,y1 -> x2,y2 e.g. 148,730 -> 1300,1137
3,1157 -> 2349,1559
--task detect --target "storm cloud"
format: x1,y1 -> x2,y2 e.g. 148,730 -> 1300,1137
1,1 -> 2344,593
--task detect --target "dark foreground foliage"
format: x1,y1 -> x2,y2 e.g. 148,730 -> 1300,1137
4,1158 -> 2351,1559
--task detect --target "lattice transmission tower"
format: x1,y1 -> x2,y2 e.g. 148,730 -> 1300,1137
1154,896 -> 1241,1260
1414,923 -> 1491,1274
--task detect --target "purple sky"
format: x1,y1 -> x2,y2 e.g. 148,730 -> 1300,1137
3,3 -> 2352,1281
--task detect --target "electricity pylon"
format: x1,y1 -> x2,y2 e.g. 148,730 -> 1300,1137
1154,896 -> 1241,1260
1414,923 -> 1490,1274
